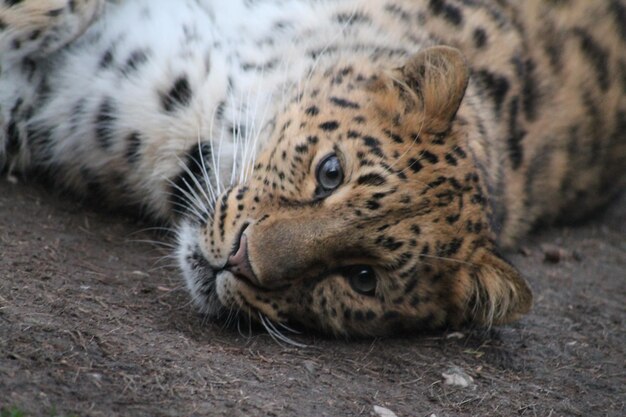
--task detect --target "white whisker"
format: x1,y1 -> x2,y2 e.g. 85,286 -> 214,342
130,238 -> 178,249
276,321 -> 302,335
194,124 -> 219,207
258,313 -> 307,348
174,153 -> 215,211
417,254 -> 476,267
163,183 -> 210,222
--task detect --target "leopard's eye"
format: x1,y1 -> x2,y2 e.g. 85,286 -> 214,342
347,266 -> 377,296
316,153 -> 343,192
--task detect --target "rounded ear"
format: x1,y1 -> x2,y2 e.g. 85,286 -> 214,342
396,46 -> 470,133
466,248 -> 533,326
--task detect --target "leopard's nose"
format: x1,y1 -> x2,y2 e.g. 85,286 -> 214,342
226,234 -> 259,285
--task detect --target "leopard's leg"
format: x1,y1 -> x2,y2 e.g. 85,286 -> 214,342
3,0 -> 236,221
0,0 -> 106,174
0,0 -> 105,64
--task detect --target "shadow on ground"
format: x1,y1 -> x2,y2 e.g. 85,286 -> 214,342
1,180 -> 624,417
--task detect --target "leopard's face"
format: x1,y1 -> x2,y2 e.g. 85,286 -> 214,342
178,47 -> 531,336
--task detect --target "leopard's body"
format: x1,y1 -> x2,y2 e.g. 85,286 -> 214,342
1,0 -> 625,336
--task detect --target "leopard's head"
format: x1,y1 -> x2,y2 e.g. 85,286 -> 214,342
178,46 -> 532,337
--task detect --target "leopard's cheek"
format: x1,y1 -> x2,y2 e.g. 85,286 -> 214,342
300,271 -> 456,336
287,276 -> 377,336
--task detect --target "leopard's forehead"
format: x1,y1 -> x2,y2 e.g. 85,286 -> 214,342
254,61 -> 421,166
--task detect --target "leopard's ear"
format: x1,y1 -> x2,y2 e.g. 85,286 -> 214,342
396,46 -> 469,133
465,248 -> 533,326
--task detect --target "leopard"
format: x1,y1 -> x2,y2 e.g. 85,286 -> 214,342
1,0 -> 625,338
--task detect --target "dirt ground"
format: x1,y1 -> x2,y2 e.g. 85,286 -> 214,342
0,179 -> 624,417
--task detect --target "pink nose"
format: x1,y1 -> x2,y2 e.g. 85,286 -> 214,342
226,234 -> 258,284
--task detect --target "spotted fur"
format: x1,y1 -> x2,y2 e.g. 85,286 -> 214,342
1,0 -> 624,336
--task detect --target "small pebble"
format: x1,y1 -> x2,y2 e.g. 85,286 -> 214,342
373,406 -> 398,417
302,360 -> 317,374
442,366 -> 475,388
542,244 -> 568,263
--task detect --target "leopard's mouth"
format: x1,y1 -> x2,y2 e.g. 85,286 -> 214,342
177,219 -> 296,326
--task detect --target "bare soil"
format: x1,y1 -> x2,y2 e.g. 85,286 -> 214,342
1,179 -> 624,417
